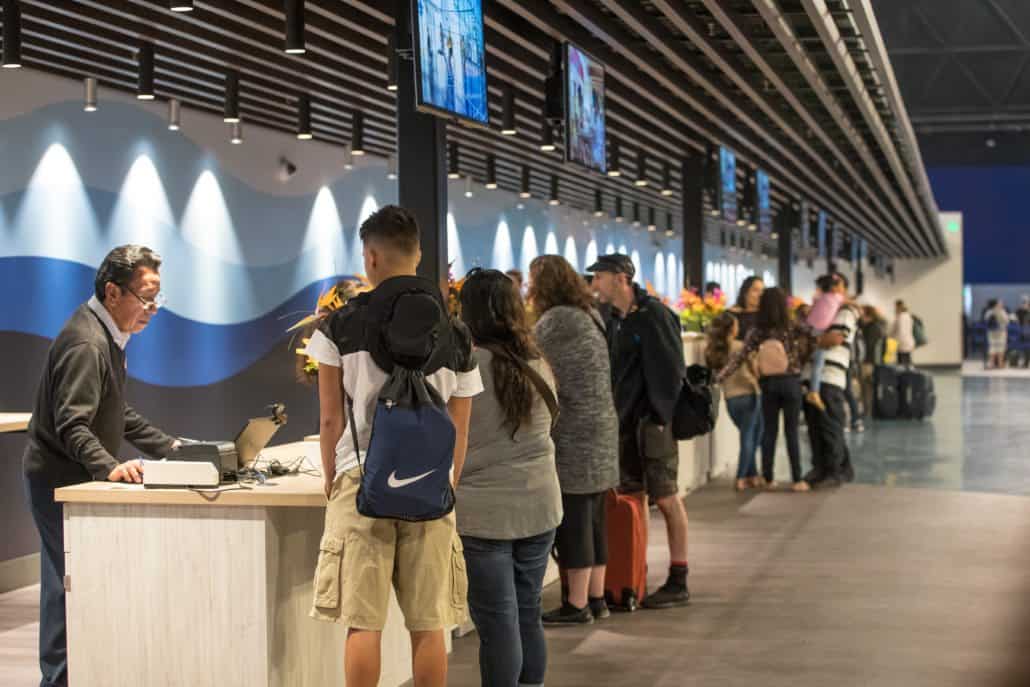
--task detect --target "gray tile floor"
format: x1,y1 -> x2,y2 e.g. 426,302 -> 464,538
443,371 -> 1030,686
846,373 -> 1030,496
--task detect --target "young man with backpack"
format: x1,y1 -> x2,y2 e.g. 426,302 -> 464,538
588,254 -> 692,609
304,206 -> 482,687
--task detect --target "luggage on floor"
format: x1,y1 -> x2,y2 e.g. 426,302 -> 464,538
604,490 -> 647,612
873,364 -> 901,419
899,368 -> 936,420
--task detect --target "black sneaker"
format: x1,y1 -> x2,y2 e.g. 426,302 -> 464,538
588,598 -> 610,620
641,583 -> 690,609
542,602 -> 593,625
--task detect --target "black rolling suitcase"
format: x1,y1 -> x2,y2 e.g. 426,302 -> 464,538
873,365 -> 901,419
899,368 -> 936,420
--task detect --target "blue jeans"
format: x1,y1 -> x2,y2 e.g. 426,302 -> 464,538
461,529 -> 556,687
726,394 -> 762,479
24,473 -> 68,687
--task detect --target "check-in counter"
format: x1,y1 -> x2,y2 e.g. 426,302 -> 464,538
55,441 -> 427,687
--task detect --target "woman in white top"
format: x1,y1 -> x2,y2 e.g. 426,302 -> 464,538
985,299 -> 1013,369
891,300 -> 916,366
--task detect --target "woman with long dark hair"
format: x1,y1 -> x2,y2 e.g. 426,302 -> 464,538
730,276 -> 764,341
528,255 -> 619,624
706,312 -> 762,491
717,287 -> 815,491
456,268 -> 563,687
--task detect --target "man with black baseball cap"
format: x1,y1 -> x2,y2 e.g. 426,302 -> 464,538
587,254 -> 691,609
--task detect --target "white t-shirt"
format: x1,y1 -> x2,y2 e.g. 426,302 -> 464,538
305,329 -> 483,479
821,306 -> 858,390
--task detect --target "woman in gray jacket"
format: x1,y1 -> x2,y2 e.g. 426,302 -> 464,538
529,255 -> 620,624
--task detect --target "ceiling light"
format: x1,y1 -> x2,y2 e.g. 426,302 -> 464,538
548,175 -> 560,205
224,71 -> 240,123
661,161 -> 673,196
593,189 -> 604,217
386,33 -> 398,91
387,154 -> 397,180
485,153 -> 497,189
2,0 -> 22,69
635,151 -> 649,187
231,121 -> 243,145
666,211 -> 674,235
297,93 -> 313,140
519,165 -> 531,198
607,138 -> 622,177
615,196 -> 624,222
448,142 -> 460,179
350,110 -> 365,155
343,145 -> 353,170
501,83 -> 517,135
83,77 -> 98,112
540,124 -> 556,152
647,207 -> 656,232
169,0 -> 194,11
167,98 -> 181,130
464,176 -> 474,198
985,138 -> 997,149
285,0 -> 306,54
137,42 -> 155,100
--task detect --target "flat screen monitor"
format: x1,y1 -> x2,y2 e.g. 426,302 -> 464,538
412,0 -> 489,125
719,147 -> 737,223
817,211 -> 827,257
564,42 -> 606,173
756,170 -> 771,233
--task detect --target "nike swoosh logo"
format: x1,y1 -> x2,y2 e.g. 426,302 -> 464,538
387,469 -> 436,489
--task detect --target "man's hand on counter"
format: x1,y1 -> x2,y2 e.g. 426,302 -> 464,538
108,459 -> 144,484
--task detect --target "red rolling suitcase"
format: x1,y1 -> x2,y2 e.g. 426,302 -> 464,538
604,490 -> 648,612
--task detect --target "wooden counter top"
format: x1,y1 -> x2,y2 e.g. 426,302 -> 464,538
0,412 -> 31,433
55,440 -> 329,508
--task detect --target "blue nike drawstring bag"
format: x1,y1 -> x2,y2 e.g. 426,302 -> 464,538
345,283 -> 457,521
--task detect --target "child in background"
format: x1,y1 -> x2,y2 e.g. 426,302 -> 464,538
804,274 -> 846,412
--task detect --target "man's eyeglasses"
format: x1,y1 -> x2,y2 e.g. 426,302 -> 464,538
122,285 -> 166,313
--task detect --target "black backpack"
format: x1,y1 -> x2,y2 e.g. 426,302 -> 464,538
671,364 -> 719,440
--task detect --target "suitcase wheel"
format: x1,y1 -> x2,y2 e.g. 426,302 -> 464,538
623,589 -> 639,612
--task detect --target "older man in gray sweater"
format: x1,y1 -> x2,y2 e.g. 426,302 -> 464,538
23,245 -> 178,687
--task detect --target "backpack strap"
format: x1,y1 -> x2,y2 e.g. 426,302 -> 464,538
344,393 -> 364,478
480,344 -> 559,430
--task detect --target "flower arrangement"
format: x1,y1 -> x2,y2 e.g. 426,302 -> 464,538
288,277 -> 371,380
447,263 -> 465,318
677,287 -> 726,333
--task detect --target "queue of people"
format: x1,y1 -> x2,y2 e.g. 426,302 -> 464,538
23,200 -> 929,687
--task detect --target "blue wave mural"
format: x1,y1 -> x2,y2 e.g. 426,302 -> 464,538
0,256 -> 348,387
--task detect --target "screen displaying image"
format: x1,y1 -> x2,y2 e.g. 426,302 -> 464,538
817,210 -> 827,257
720,147 -> 737,223
565,43 -> 606,173
413,0 -> 489,124
756,170 -> 771,234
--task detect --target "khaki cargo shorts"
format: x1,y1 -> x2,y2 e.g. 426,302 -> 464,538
310,467 -> 469,632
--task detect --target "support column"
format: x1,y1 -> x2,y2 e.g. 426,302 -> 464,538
395,2 -> 447,287
777,207 -> 794,295
681,156 -> 705,290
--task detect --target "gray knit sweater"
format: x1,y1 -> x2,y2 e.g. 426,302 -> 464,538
534,306 -> 619,494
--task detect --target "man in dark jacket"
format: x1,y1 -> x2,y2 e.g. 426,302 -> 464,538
588,254 -> 690,609
23,245 -> 178,687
